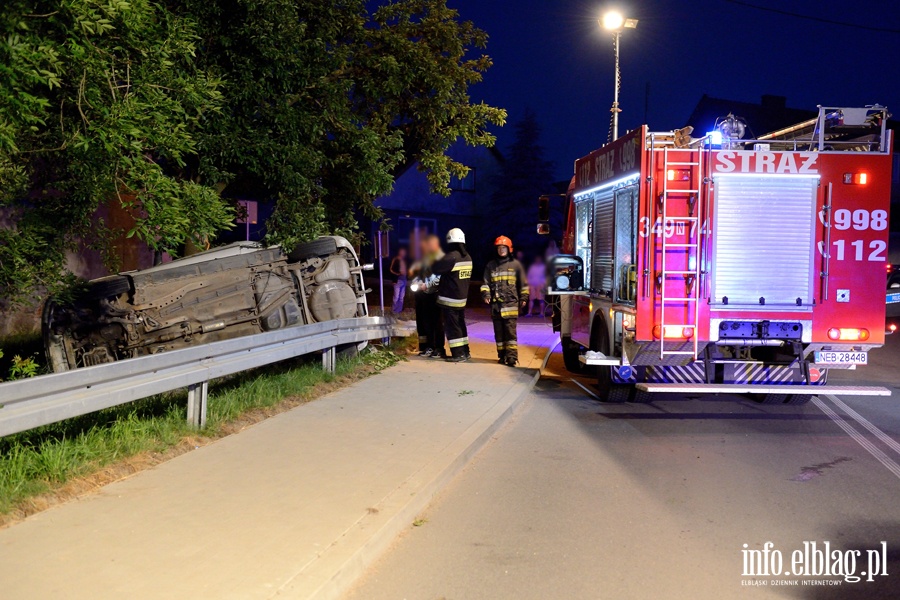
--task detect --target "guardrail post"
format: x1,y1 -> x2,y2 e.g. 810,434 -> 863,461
187,381 -> 208,428
322,346 -> 336,374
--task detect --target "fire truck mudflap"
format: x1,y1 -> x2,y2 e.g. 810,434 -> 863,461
545,106 -> 893,403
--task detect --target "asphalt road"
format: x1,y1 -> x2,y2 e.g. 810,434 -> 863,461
346,330 -> 900,600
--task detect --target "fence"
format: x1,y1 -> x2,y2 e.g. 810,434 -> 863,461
0,317 -> 413,437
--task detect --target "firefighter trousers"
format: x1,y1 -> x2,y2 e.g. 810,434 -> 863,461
442,307 -> 469,358
492,317 -> 518,362
415,293 -> 444,354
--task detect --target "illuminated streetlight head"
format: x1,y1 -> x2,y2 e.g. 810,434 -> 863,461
602,10 -> 625,31
601,10 -> 638,32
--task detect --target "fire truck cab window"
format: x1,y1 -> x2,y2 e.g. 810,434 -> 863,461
575,200 -> 592,287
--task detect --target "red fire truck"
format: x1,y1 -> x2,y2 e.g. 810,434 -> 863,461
542,106 -> 893,403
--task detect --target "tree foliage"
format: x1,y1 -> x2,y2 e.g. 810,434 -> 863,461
0,0 -> 505,303
178,0 -> 506,251
489,109 -> 555,254
0,0 -> 230,303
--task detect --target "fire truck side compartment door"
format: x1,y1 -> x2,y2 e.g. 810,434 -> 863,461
712,175 -> 818,308
592,188 -> 615,295
574,199 -> 593,286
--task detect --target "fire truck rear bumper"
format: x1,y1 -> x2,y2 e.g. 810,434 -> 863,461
635,383 -> 891,396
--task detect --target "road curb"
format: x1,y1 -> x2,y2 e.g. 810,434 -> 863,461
296,339 -> 555,600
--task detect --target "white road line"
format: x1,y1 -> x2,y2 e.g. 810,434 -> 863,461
824,394 -> 900,458
811,397 -> 900,481
570,379 -> 601,401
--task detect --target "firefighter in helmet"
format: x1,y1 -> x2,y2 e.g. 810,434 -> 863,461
432,228 -> 473,362
481,235 -> 528,366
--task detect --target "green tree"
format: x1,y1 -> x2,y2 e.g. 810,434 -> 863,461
489,109 -> 555,254
0,0 -> 505,303
177,0 -> 506,250
0,0 -> 230,303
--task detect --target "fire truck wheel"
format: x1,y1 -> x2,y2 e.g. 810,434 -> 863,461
785,394 -> 813,406
630,389 -> 653,404
749,393 -> 782,404
750,393 -> 812,405
562,338 -> 586,373
595,365 -> 631,402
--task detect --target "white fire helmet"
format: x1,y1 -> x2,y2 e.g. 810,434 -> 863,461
446,228 -> 466,244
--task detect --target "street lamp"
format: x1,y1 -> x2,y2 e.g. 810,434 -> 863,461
600,10 -> 638,141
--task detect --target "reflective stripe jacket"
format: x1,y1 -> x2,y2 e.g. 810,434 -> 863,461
481,257 -> 528,319
433,249 -> 472,308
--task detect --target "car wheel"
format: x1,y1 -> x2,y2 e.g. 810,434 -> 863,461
85,275 -> 131,299
288,238 -> 339,263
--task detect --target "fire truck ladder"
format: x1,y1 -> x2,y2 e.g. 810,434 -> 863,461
658,146 -> 702,360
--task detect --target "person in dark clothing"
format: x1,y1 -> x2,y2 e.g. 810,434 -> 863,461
481,235 -> 528,366
409,234 -> 445,358
432,228 -> 472,362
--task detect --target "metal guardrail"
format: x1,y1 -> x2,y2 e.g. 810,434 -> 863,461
0,317 -> 414,437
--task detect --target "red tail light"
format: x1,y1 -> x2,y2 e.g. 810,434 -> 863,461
653,325 -> 694,339
827,328 -> 869,341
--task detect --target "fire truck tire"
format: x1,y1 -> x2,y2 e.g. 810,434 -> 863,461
595,364 -> 630,402
592,324 -> 630,402
751,393 -> 812,405
606,383 -> 633,403
631,389 -> 654,404
562,338 -> 586,373
749,393 -> 782,404
785,394 -> 813,406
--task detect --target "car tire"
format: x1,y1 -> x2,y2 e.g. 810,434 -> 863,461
85,275 -> 131,299
288,237 -> 339,263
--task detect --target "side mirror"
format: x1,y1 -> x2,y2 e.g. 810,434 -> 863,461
537,195 -> 552,235
538,195 -> 551,223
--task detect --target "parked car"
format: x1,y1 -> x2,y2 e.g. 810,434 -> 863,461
887,264 -> 900,323
43,236 -> 369,372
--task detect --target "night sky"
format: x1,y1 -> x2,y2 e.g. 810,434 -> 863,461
450,0 -> 900,180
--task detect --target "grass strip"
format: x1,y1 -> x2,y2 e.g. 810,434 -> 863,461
0,339 -> 412,523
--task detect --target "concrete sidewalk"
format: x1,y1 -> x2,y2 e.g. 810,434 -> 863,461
0,318 -> 557,600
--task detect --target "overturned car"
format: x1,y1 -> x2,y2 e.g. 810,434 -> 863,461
43,236 -> 369,372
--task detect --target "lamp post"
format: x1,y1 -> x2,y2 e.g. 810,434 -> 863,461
600,10 -> 638,141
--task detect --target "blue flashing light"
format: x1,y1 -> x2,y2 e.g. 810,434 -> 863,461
706,131 -> 723,146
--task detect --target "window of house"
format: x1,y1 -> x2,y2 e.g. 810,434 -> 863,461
450,169 -> 476,192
